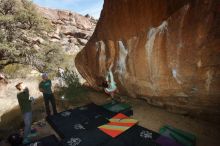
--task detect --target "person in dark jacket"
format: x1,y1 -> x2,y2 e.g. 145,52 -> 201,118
39,73 -> 57,116
16,82 -> 33,144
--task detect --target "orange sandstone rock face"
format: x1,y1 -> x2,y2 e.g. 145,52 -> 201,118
76,0 -> 220,120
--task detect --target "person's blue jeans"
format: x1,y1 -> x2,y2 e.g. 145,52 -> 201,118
23,112 -> 32,139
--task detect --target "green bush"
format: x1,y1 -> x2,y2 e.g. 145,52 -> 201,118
61,69 -> 88,101
0,0 -> 63,73
2,64 -> 32,78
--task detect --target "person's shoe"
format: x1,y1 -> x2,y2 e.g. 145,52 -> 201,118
111,99 -> 117,104
27,132 -> 38,138
22,138 -> 31,144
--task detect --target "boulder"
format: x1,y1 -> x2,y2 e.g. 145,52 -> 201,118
76,0 -> 220,121
77,38 -> 88,46
35,5 -> 97,55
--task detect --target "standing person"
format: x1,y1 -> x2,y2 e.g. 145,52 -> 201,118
39,73 -> 57,116
15,82 -> 33,144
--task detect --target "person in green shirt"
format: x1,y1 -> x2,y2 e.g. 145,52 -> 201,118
16,82 -> 33,144
39,73 -> 57,116
103,70 -> 117,101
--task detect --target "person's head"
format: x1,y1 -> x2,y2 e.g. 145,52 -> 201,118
42,73 -> 48,80
15,82 -> 25,91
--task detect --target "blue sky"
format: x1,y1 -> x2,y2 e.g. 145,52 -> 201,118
33,0 -> 104,19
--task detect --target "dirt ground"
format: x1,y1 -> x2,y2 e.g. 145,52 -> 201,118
89,91 -> 220,146
1,90 -> 220,146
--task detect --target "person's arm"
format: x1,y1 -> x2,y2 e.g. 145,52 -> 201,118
24,87 -> 34,102
109,71 -> 117,89
109,71 -> 114,84
39,82 -> 44,93
49,80 -> 52,88
49,80 -> 53,92
105,72 -> 109,82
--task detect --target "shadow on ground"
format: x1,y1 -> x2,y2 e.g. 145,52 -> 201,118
0,88 -> 220,146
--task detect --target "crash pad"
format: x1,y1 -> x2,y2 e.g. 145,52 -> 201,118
46,103 -> 113,138
115,125 -> 160,146
114,125 -> 183,146
22,135 -> 59,146
98,113 -> 138,138
82,115 -> 109,130
102,101 -> 133,116
103,139 -> 126,146
159,125 -> 196,146
46,109 -> 87,138
77,103 -> 116,119
61,128 -> 111,146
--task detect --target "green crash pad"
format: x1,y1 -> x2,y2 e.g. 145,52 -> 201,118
102,101 -> 132,114
159,125 -> 196,146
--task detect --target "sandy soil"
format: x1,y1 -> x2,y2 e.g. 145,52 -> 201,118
0,78 -> 61,121
0,78 -> 42,120
89,92 -> 220,146
0,90 -> 220,146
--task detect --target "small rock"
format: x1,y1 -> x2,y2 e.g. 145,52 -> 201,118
33,37 -> 44,44
51,34 -> 61,40
33,44 -> 41,50
77,38 -> 88,45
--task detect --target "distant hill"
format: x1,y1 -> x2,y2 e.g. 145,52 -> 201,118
35,5 -> 97,55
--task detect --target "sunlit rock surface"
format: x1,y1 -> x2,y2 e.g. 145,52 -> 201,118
76,0 -> 220,121
0,6 -> 96,120
36,6 -> 97,55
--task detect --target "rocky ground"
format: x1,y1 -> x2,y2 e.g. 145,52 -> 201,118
0,90 -> 219,146
0,76 -> 63,122
0,78 -> 40,120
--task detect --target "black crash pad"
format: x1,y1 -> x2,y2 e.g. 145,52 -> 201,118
103,139 -> 126,146
46,109 -> 87,138
104,138 -> 158,146
61,128 -> 111,146
102,101 -> 133,117
77,103 -> 116,119
115,125 -> 160,146
22,135 -> 59,146
82,115 -> 109,130
116,125 -> 183,146
46,103 -> 114,138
